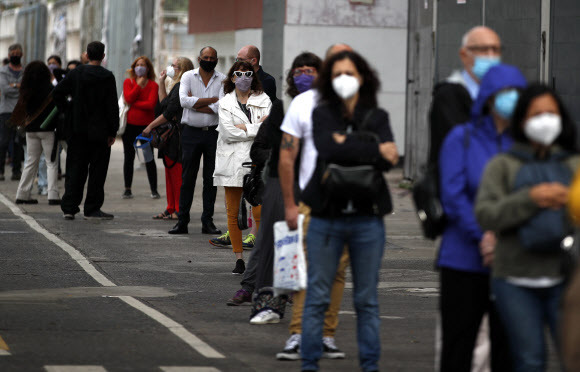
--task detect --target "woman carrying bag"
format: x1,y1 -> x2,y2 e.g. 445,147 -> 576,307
143,57 -> 194,220
214,60 -> 271,275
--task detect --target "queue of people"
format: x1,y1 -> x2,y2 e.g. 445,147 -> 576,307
5,27 -> 580,372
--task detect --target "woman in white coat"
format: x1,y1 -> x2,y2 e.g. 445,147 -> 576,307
214,60 -> 272,274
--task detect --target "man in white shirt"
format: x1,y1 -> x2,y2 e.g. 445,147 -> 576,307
169,46 -> 225,235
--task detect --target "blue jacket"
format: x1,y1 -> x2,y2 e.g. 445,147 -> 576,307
437,64 -> 527,273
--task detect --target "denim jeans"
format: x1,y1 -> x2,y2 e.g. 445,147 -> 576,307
491,278 -> 564,372
301,215 -> 385,372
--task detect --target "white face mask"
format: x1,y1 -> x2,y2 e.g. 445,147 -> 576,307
332,74 -> 360,100
166,65 -> 175,79
524,113 -> 562,146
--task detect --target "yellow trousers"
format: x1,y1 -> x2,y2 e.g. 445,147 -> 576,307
225,187 -> 261,253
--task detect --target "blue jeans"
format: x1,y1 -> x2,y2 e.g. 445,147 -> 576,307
491,278 -> 564,372
301,215 -> 385,372
38,153 -> 47,189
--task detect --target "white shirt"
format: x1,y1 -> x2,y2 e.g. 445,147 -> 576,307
280,89 -> 319,190
179,68 -> 225,127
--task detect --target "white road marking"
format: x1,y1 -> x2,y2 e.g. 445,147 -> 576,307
0,193 -> 225,359
344,281 -> 439,289
0,349 -> 11,356
44,367 -> 106,372
160,367 -> 221,372
338,310 -> 404,319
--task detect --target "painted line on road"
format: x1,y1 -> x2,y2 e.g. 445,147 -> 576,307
0,193 -> 225,359
161,367 -> 221,372
339,310 -> 404,320
0,334 -> 11,355
45,366 -> 106,372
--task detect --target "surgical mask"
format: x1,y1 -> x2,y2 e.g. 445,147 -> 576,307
332,74 -> 360,100
9,55 -> 21,65
524,113 -> 562,146
293,74 -> 315,93
235,75 -> 252,92
472,56 -> 501,80
166,65 -> 175,79
199,59 -> 217,72
135,66 -> 147,77
494,89 -> 519,119
48,64 -> 58,74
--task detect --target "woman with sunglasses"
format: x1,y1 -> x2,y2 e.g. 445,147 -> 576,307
143,57 -> 194,220
214,61 -> 272,274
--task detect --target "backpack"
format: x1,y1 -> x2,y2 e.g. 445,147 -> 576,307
412,125 -> 470,240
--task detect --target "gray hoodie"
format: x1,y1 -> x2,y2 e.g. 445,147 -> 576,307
0,64 -> 23,114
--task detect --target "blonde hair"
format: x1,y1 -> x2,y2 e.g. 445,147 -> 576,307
168,56 -> 194,89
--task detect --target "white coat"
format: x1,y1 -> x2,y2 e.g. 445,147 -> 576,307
213,90 -> 272,187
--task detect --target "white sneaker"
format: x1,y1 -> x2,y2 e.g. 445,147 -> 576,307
250,309 -> 281,325
276,333 -> 301,360
322,336 -> 346,359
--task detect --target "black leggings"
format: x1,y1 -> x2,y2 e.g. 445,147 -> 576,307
122,123 -> 157,192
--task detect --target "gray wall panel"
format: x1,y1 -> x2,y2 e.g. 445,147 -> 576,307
262,0 -> 285,99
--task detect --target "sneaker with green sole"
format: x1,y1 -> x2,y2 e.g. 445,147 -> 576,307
209,231 -> 231,247
242,233 -> 256,249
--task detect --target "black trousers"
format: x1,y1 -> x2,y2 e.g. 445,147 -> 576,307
121,123 -> 157,192
440,267 -> 512,372
0,113 -> 23,175
177,125 -> 217,225
61,138 -> 111,215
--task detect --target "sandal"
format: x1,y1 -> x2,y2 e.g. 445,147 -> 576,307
164,212 -> 178,220
153,210 -> 170,220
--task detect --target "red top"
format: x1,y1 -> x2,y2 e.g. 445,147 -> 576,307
123,78 -> 159,126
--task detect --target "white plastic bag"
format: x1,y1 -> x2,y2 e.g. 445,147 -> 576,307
118,93 -> 130,136
273,214 -> 307,296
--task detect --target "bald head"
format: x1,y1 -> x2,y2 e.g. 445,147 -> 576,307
325,43 -> 353,59
237,45 -> 260,71
459,26 -> 501,81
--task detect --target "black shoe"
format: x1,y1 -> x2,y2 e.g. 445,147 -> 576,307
122,189 -> 133,199
15,199 -> 38,204
0,174 -> 4,181
83,210 -> 114,220
63,213 -> 75,220
168,222 -> 188,234
150,191 -> 161,199
202,221 -> 222,234
232,259 -> 245,275
48,199 -> 61,205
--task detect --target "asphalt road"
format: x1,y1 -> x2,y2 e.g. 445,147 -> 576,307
0,142 -> 439,372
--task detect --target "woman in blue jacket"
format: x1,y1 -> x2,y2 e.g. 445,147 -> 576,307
438,64 -> 526,371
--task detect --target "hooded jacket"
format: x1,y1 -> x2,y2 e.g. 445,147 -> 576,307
0,64 -> 23,114
437,64 -> 527,273
213,90 -> 271,187
53,64 -> 119,143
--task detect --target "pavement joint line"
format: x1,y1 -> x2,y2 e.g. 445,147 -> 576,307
0,192 -> 225,360
44,366 -> 107,372
160,367 -> 222,372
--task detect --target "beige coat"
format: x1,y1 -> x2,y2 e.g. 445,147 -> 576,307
213,90 -> 271,187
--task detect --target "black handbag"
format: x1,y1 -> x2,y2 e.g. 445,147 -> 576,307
242,162 -> 265,207
319,109 -> 384,199
412,164 -> 446,240
151,122 -> 178,151
238,195 -> 249,230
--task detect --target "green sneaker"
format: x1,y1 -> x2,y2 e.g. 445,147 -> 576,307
242,233 -> 256,249
209,231 -> 231,248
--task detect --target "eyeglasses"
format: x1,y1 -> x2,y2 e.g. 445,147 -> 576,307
466,45 -> 502,54
232,70 -> 253,78
293,67 -> 317,77
235,57 -> 253,63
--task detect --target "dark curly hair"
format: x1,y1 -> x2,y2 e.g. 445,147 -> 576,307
20,61 -> 52,113
285,52 -> 322,99
222,60 -> 263,95
511,84 -> 577,152
314,50 -> 380,112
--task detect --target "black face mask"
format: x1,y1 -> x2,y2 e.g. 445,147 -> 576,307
199,59 -> 217,72
9,55 -> 21,65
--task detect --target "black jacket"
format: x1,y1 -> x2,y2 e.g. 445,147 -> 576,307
428,81 -> 472,165
250,98 -> 284,178
53,64 -> 118,143
155,82 -> 183,124
305,102 -> 394,217
257,66 -> 277,102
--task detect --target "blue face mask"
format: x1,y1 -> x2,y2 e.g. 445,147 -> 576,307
494,89 -> 519,119
472,56 -> 501,80
293,74 -> 316,94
